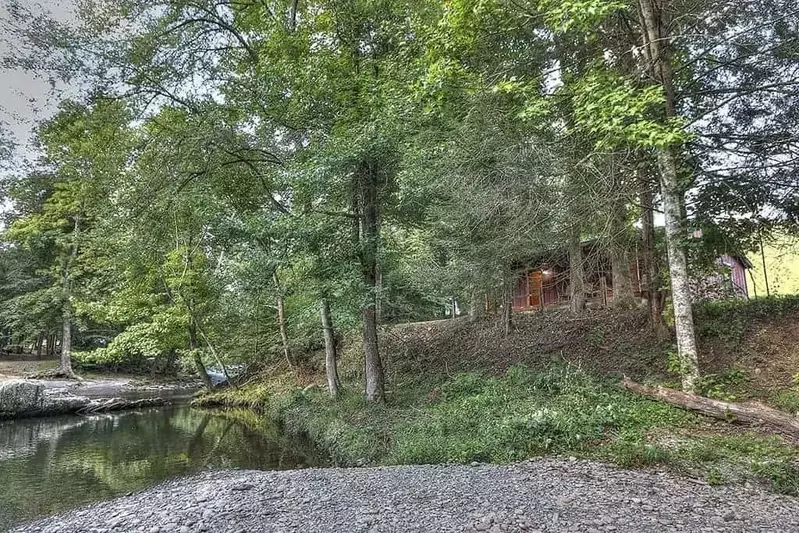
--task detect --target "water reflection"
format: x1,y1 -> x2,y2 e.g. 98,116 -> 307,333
0,406 -> 322,531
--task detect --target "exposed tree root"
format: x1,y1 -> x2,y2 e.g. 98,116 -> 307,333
76,397 -> 166,415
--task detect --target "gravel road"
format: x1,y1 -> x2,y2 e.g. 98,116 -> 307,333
11,459 -> 799,533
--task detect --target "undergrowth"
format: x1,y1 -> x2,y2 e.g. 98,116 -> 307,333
195,363 -> 799,494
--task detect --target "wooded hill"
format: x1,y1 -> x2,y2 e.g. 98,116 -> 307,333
0,0 -> 797,403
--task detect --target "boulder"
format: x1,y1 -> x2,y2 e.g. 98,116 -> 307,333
0,379 -> 90,419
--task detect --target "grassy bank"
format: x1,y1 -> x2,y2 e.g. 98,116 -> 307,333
196,363 -> 799,495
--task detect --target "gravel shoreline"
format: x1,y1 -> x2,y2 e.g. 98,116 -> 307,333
11,459 -> 799,533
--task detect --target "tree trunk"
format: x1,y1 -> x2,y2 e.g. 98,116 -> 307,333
61,312 -> 74,377
637,0 -> 700,392
609,187 -> 635,309
468,289 -> 484,321
623,377 -> 799,437
500,275 -> 513,336
194,319 -> 235,389
190,318 -> 213,389
375,211 -> 384,324
60,217 -> 80,378
273,271 -> 293,368
35,332 -> 44,358
358,164 -> 385,403
638,169 -> 667,338
569,228 -> 586,312
759,232 -> 770,297
657,148 -> 700,391
320,298 -> 341,398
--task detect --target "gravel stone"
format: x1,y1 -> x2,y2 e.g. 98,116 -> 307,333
10,459 -> 799,533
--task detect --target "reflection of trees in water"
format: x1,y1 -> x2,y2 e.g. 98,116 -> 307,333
0,416 -> 87,460
0,406 -> 323,530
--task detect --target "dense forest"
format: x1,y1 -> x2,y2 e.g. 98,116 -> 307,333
1,0 -> 797,403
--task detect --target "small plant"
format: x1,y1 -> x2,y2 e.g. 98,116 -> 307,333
587,327 -> 606,349
665,346 -> 686,376
696,369 -> 750,401
706,468 -> 726,486
770,390 -> 799,415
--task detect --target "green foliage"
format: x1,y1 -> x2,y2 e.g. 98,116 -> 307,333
681,435 -> 799,495
206,363 -> 799,494
2,0 -> 798,413
211,365 -> 696,466
697,295 -> 799,320
571,68 -> 686,149
694,295 -> 799,346
74,313 -> 185,373
537,0 -> 628,33
695,370 -> 751,402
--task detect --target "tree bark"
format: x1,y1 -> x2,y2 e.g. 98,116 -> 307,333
60,217 -> 80,378
501,275 -> 513,335
623,377 -> 799,437
569,228 -> 586,312
35,332 -> 44,358
48,333 -> 56,357
194,320 -> 235,389
190,318 -> 213,389
638,169 -> 667,337
658,149 -> 701,391
358,164 -> 385,403
609,180 -> 635,309
61,312 -> 74,377
273,271 -> 293,368
468,289 -> 484,321
759,232 -> 770,297
375,212 -> 384,324
637,0 -> 700,392
320,298 -> 341,398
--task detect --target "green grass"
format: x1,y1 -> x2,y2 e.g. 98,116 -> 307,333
196,364 -> 799,494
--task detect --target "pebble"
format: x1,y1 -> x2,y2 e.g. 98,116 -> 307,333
10,459 -> 799,533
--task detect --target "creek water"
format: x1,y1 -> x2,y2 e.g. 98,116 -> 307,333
0,404 -> 323,531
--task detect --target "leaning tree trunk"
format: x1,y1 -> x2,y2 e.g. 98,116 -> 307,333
569,228 -> 586,312
320,298 -> 341,398
357,164 -> 386,403
637,0 -> 700,392
190,318 -> 213,390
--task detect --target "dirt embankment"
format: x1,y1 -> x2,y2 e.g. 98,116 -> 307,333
377,299 -> 799,399
381,308 -> 665,379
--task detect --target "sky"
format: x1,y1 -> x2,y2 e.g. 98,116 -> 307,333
0,0 -> 78,158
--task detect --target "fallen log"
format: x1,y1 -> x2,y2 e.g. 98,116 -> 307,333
622,377 -> 799,437
76,397 -> 167,415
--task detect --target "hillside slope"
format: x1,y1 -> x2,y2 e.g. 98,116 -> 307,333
375,297 -> 799,405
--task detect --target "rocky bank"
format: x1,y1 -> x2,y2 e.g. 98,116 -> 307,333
11,459 -> 799,533
0,380 -> 90,418
0,379 -> 177,419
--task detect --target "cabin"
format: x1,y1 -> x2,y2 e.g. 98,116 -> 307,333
690,253 -> 752,301
511,241 -> 749,313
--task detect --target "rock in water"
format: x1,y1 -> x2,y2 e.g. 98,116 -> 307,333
0,380 -> 89,418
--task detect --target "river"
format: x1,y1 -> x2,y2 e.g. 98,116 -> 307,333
0,404 -> 323,531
